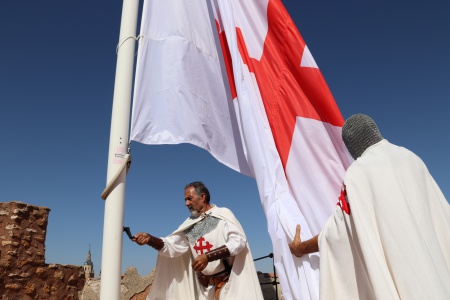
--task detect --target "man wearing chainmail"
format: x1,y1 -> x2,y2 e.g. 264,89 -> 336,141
289,114 -> 450,299
133,181 -> 263,300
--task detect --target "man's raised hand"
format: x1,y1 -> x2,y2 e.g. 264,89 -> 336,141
289,224 -> 305,257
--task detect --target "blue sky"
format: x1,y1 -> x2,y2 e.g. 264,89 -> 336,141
1,1 -> 449,276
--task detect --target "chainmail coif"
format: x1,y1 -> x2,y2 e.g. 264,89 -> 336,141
342,114 -> 383,159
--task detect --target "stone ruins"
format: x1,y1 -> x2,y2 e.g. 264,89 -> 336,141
0,201 -> 85,300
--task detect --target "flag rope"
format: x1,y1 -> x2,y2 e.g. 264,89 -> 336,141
116,35 -> 142,55
101,153 -> 132,200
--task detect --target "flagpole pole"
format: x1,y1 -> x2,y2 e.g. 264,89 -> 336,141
100,1 -> 139,299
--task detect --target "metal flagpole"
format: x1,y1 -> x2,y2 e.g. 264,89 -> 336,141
100,0 -> 139,299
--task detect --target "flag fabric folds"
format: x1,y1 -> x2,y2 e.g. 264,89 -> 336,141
131,1 -> 351,299
130,0 -> 252,177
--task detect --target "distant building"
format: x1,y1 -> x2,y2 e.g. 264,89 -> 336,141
83,246 -> 95,279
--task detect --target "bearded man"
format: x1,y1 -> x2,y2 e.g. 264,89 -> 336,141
289,114 -> 450,299
133,181 -> 263,300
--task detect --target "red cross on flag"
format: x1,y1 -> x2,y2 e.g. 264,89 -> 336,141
131,1 -> 351,299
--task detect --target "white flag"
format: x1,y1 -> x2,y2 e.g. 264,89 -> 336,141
130,0 -> 251,176
131,1 -> 352,299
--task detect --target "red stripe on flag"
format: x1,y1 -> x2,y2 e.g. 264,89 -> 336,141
215,20 -> 237,100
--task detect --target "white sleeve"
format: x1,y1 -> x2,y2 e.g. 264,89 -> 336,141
159,231 -> 190,258
223,221 -> 247,256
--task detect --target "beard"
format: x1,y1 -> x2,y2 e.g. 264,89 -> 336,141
189,209 -> 199,218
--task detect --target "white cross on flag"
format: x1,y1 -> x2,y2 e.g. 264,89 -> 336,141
130,0 -> 351,299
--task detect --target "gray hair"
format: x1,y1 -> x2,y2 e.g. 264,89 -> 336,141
185,181 -> 210,203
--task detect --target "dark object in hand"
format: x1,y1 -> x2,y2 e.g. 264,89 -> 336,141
123,226 -> 134,240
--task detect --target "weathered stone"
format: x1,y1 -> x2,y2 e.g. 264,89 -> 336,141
42,282 -> 51,293
5,224 -> 21,230
24,282 -> 36,295
36,267 -> 48,279
5,283 -> 21,290
54,269 -> 65,280
0,202 -> 84,300
130,284 -> 152,300
34,258 -> 45,265
68,274 -> 78,286
81,284 -> 100,300
17,259 -> 33,268
121,267 -> 154,300
34,234 -> 45,242
23,294 -> 37,300
36,218 -> 47,227
0,258 -> 11,268
6,250 -> 18,257
13,207 -> 28,214
82,268 -> 157,300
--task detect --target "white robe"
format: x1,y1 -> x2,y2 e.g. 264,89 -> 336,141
319,140 -> 450,299
147,206 -> 264,300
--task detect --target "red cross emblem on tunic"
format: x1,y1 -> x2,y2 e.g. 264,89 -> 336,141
337,184 -> 351,215
193,237 -> 213,255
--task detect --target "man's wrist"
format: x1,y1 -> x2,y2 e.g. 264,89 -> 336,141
206,245 -> 230,262
302,235 -> 319,255
146,233 -> 164,250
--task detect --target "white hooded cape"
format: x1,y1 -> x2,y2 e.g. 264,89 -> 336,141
319,140 -> 450,299
147,206 -> 263,300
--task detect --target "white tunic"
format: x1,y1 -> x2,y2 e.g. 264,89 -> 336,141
318,140 -> 450,299
160,217 -> 246,275
147,205 -> 264,300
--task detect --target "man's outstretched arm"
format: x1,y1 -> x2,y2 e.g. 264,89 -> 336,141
288,225 -> 319,257
132,232 -> 164,250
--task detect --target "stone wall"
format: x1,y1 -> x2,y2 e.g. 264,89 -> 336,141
0,201 -> 85,300
81,267 -> 154,300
